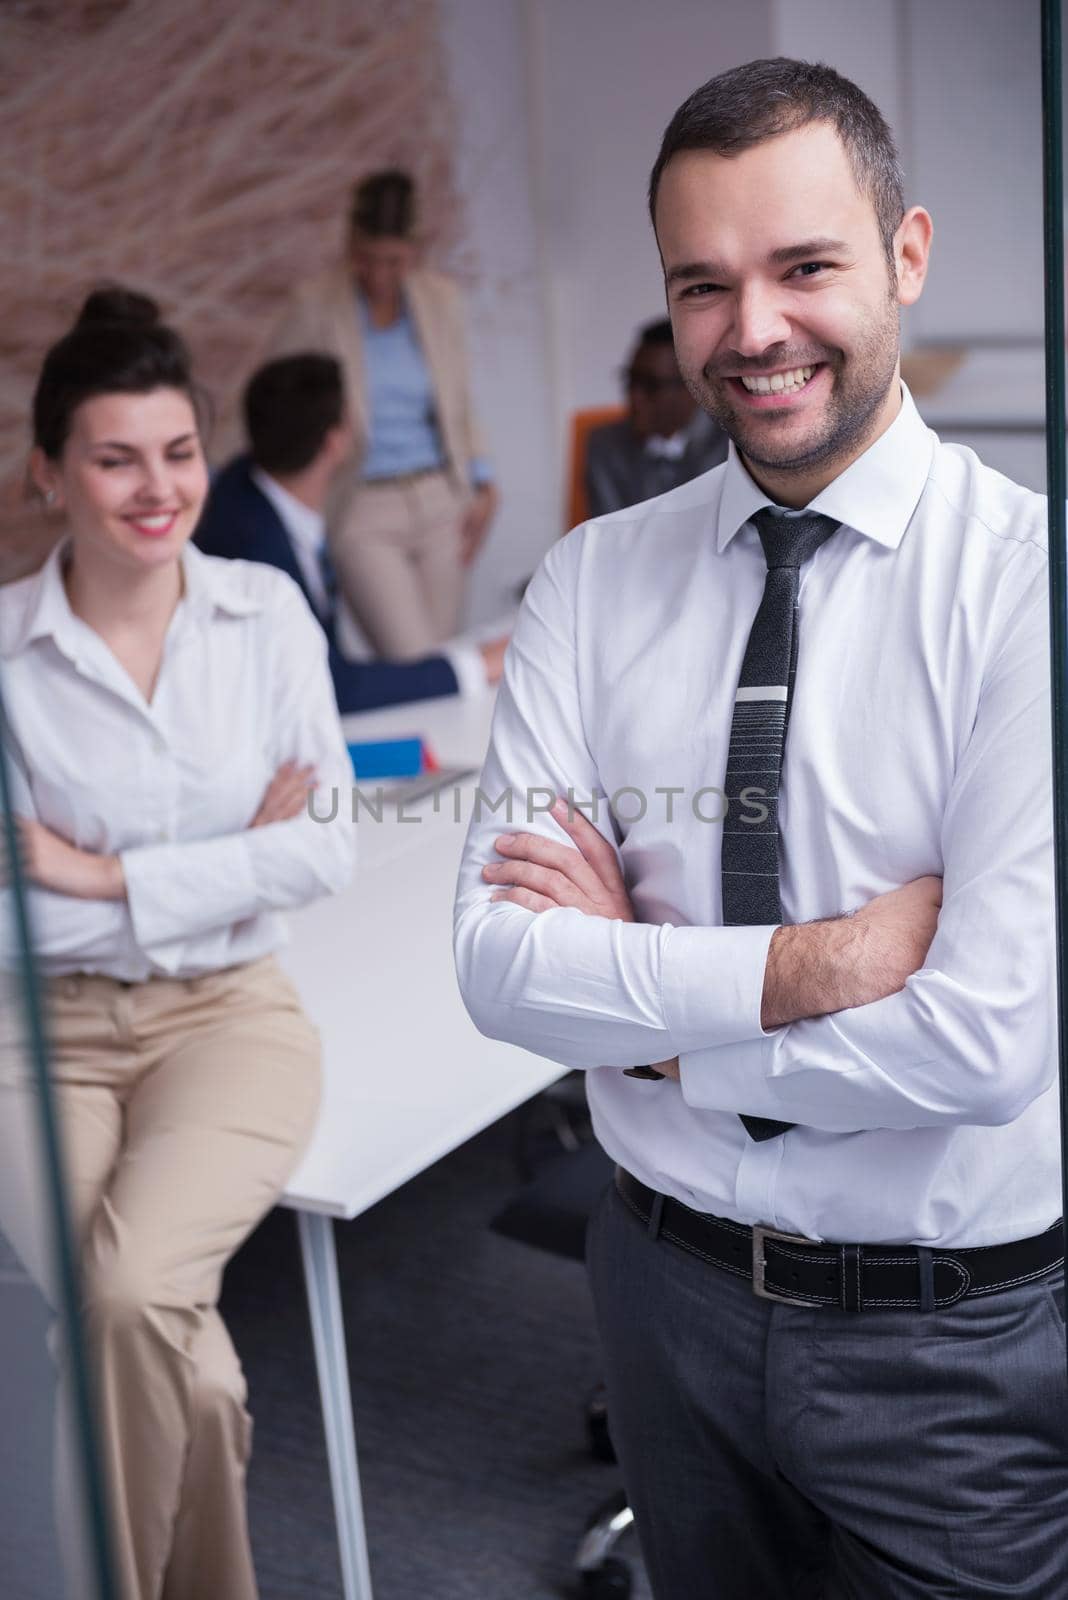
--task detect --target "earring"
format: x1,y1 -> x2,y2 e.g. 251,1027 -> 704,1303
43,489 -> 56,507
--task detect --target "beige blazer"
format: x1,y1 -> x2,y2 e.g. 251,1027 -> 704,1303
267,263 -> 487,499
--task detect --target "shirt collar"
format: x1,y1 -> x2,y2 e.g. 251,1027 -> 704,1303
250,465 -> 327,553
715,382 -> 935,554
0,539 -> 76,659
0,536 -> 261,660
644,430 -> 688,461
181,539 -> 265,624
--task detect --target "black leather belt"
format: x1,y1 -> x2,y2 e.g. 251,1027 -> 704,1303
614,1168 -> 1063,1312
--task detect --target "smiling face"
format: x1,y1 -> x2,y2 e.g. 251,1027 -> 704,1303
654,121 -> 930,504
33,387 -> 208,574
350,228 -> 415,309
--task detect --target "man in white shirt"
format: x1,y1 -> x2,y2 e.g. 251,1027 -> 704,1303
454,57 -> 1064,1599
196,355 -> 507,712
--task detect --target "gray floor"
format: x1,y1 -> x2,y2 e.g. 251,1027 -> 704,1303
0,1261 -> 65,1600
0,1111 -> 650,1599
222,1114 -> 651,1600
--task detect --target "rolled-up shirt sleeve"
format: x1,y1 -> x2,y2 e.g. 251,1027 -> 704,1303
121,585 -> 354,956
453,534 -> 773,1069
678,560 -> 1055,1131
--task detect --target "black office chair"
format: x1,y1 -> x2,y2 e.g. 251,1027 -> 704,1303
491,1136 -> 636,1599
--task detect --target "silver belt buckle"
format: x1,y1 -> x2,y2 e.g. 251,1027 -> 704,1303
752,1223 -> 823,1306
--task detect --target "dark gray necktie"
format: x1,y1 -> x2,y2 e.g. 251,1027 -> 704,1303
722,508 -> 839,1142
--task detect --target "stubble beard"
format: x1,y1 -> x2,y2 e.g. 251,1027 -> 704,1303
687,295 -> 901,479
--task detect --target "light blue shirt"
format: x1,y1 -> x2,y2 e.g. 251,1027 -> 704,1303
358,294 -> 491,485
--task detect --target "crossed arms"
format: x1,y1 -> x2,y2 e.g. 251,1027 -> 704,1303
453,539 -> 1055,1134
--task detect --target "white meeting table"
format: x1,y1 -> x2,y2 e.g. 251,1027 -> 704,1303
277,690 -> 564,1600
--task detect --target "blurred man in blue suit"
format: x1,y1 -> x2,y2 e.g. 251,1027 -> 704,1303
196,354 -> 507,712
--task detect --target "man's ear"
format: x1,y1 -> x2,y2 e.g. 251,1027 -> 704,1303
895,206 -> 933,308
324,421 -> 355,467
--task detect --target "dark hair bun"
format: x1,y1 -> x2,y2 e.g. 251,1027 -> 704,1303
33,285 -> 198,459
350,170 -> 416,238
74,285 -> 161,331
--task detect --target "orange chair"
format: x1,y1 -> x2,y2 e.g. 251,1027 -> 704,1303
565,404 -> 626,531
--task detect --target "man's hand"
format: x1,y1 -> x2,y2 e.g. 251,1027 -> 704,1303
477,633 -> 510,686
460,483 -> 498,566
483,796 -> 635,919
7,818 -> 125,900
761,874 -> 944,1030
250,761 -> 317,828
648,1057 -> 680,1080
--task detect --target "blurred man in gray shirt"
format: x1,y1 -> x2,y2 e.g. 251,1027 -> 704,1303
584,318 -> 728,517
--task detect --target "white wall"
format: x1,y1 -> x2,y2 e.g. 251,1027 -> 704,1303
771,0 -> 1045,487
439,0 -> 1049,623
439,0 -> 774,614
772,0 -> 907,167
527,0 -> 774,427
902,0 -> 1043,346
774,0 -> 1044,343
438,0 -> 559,620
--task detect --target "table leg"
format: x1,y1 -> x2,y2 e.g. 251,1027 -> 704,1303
296,1210 -> 374,1600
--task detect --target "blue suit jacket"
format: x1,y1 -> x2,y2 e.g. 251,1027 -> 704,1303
195,457 -> 460,714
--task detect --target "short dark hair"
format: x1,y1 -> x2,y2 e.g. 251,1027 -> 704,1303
349,169 -> 416,238
637,318 -> 675,348
32,286 -> 197,460
648,58 -> 905,265
244,354 -> 344,476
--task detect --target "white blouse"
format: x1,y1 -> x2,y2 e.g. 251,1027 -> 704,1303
0,542 -> 354,980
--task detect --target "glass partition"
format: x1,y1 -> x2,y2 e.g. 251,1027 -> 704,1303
1041,0 -> 1068,1385
0,681 -> 114,1597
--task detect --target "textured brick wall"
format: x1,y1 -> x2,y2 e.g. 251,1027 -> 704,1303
0,0 -> 461,581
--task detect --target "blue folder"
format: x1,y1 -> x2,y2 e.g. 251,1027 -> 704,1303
347,738 -> 425,780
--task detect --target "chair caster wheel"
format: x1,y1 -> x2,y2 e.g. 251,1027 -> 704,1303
581,1556 -> 632,1599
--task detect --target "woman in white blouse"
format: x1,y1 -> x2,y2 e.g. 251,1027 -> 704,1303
0,287 -> 353,1600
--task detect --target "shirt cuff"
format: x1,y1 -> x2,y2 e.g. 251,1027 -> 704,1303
659,921 -> 777,1052
441,642 -> 487,697
469,458 -> 494,488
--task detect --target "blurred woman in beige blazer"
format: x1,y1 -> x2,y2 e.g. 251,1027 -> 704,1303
270,170 -> 498,658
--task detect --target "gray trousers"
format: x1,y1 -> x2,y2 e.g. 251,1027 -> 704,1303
586,1182 -> 1068,1599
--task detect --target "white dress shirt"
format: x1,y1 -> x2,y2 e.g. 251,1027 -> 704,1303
251,464 -> 335,618
0,541 -> 355,981
454,387 -> 1055,1248
644,429 -> 689,461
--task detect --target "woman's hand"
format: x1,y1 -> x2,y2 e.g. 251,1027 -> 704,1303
249,761 -> 317,828
6,817 -> 125,900
483,796 -> 635,919
460,482 -> 499,566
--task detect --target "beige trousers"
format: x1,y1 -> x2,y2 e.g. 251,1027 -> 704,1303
0,956 -> 320,1600
329,469 -> 467,658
